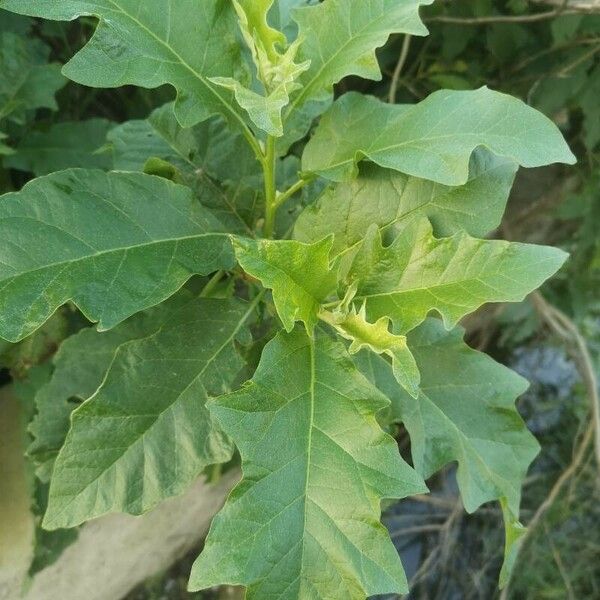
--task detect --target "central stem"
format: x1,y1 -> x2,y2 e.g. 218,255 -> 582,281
263,135 -> 277,238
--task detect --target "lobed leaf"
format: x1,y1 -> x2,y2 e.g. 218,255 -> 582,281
190,329 -> 426,599
356,319 -> 539,585
0,0 -> 252,132
294,151 -> 519,254
43,297 -> 256,529
27,298 -> 190,482
0,31 -> 65,124
0,169 -> 234,342
349,218 -> 568,333
281,0 -> 433,150
233,236 -> 337,333
302,88 -> 576,183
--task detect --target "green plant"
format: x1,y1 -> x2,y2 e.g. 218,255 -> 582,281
0,2 -> 577,598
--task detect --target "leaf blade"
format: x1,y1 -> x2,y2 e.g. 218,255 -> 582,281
189,329 -> 426,599
43,297 -> 256,530
349,219 -> 568,333
302,88 -> 576,183
0,170 -> 234,342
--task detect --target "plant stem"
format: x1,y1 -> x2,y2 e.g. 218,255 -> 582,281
274,176 -> 314,211
389,34 -> 412,104
200,270 -> 225,298
263,135 -> 278,238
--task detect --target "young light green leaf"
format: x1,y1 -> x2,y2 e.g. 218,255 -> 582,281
4,119 -> 114,175
320,304 -> 420,398
211,0 -> 310,136
189,329 -> 427,599
43,297 -> 256,530
27,298 -> 188,482
349,219 -> 568,333
294,151 -> 519,255
0,31 -> 65,124
0,1 -> 252,133
0,169 -> 234,342
281,0 -> 433,149
302,87 -> 576,183
233,236 -> 337,333
355,319 -> 539,587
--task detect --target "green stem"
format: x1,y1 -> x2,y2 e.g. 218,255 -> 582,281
200,270 -> 225,298
263,135 -> 278,238
274,175 -> 314,211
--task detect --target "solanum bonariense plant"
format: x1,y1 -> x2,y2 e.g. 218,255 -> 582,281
0,1 -> 576,598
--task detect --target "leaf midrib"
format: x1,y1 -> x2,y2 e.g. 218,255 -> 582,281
0,228 -> 225,289
98,0 -> 251,137
287,5 -> 414,123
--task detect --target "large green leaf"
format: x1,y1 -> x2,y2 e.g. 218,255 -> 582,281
0,31 -> 65,124
189,329 -> 426,599
355,319 -> 539,586
27,298 -> 189,482
349,219 -> 568,333
281,0 -> 433,149
0,0 -> 253,134
294,151 -> 518,256
43,297 -> 256,530
302,88 -> 576,183
233,236 -> 337,333
0,169 -> 234,342
4,119 -> 114,175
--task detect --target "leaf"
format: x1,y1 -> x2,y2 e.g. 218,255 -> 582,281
302,87 -> 576,183
27,298 -> 188,483
211,0 -> 310,137
107,102 -> 262,235
233,236 -> 337,333
43,297 -> 257,530
0,0 -> 252,132
294,151 -> 519,256
0,31 -> 65,124
0,169 -> 234,342
320,304 -> 420,399
189,329 -> 426,599
107,103 -> 252,179
4,119 -> 114,176
281,0 -> 433,150
348,218 -> 568,333
355,319 -> 539,586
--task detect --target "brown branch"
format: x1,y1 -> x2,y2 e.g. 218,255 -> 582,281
428,8 -> 595,24
499,421 -> 594,599
530,292 -> 600,467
